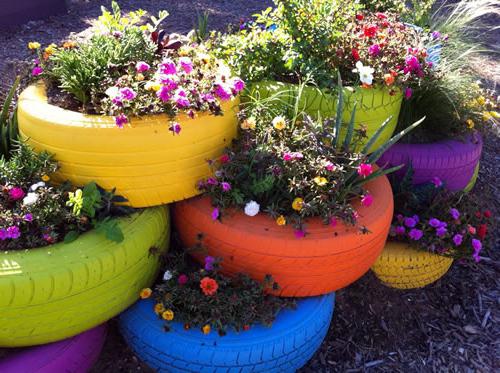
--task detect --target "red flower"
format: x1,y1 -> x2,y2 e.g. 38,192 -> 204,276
356,14 -> 364,21
243,325 -> 251,331
477,224 -> 487,240
351,48 -> 360,61
475,211 -> 482,218
376,12 -> 387,20
363,25 -> 378,38
484,210 -> 492,218
219,154 -> 230,164
200,277 -> 218,296
178,274 -> 188,285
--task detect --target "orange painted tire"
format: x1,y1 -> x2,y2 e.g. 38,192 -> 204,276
173,175 -> 393,297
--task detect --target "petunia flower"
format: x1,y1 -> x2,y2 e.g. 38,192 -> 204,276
452,234 -> 463,246
160,59 -> 177,75
24,213 -> 33,222
136,61 -> 150,73
449,208 -> 460,220
221,182 -> 231,192
404,87 -> 413,100
368,44 -> 381,57
214,84 -> 232,101
114,114 -> 128,128
408,228 -> 423,240
231,78 -> 245,93
404,217 -> 417,228
294,229 -> 305,238
211,207 -> 219,221
429,218 -> 441,228
361,194 -> 373,207
32,66 -> 43,76
353,61 -> 375,85
6,226 -> 21,239
179,57 -> 193,74
9,187 -> 25,201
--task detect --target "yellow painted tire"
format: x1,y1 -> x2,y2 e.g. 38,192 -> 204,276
0,207 -> 170,347
18,83 -> 239,207
371,242 -> 453,289
247,81 -> 403,153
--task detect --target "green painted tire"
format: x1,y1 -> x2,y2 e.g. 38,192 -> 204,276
464,162 -> 480,193
0,207 -> 170,347
246,81 -> 403,153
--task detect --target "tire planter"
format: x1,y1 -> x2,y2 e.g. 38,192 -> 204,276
0,0 -> 67,28
371,242 -> 453,289
0,324 -> 106,373
247,81 -> 403,153
174,175 -> 393,297
18,83 -> 239,208
119,294 -> 335,372
377,134 -> 482,192
0,207 -> 169,347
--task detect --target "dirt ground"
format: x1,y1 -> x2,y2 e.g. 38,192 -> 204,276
0,1 -> 498,372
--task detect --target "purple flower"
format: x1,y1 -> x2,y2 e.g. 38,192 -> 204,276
157,86 -> 172,102
211,208 -> 219,221
204,256 -> 215,271
368,44 -> 381,56
431,31 -> 441,39
404,217 -> 417,228
221,182 -> 231,192
158,77 -> 178,91
214,84 -> 232,101
429,218 -> 441,228
408,228 -> 423,240
136,61 -> 150,73
396,214 -> 404,223
24,213 -> 33,222
232,78 -> 245,93
6,226 -> 21,239
412,215 -> 420,223
395,226 -> 406,235
179,57 -> 193,74
202,93 -> 216,103
452,234 -> 463,246
32,66 -> 43,76
436,226 -> 447,237
114,114 -> 128,128
119,87 -> 136,101
449,208 -> 460,220
404,87 -> 413,100
431,176 -> 443,188
206,177 -> 218,186
174,91 -> 190,108
0,229 -> 7,240
404,55 -> 421,74
160,59 -> 177,75
169,122 -> 181,134
294,229 -> 305,238
472,239 -> 482,251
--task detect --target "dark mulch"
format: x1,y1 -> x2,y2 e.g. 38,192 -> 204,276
0,1 -> 498,372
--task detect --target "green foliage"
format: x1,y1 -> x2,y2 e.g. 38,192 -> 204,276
0,77 -> 20,160
194,11 -> 210,43
154,248 -> 295,335
360,0 -> 435,27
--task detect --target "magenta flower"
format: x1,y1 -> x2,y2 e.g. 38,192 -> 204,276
325,161 -> 336,171
449,208 -> 460,220
361,194 -> 373,207
368,44 -> 381,56
6,226 -> 21,239
24,213 -> 33,222
136,61 -> 150,73
169,122 -> 181,134
178,274 -> 188,285
202,93 -> 216,103
211,207 -> 219,221
214,84 -> 232,101
395,225 -> 406,235
283,153 -> 293,161
404,55 -> 421,74
330,217 -> 337,227
404,87 -> 413,100
232,78 -> 245,93
158,77 -> 178,91
157,86 -> 172,102
294,229 -> 305,239
221,182 -> 231,192
114,114 -> 128,128
408,228 -> 423,240
357,163 -> 373,178
206,177 -> 218,186
404,217 -> 417,228
119,87 -> 137,101
0,229 -> 7,240
160,59 -> 177,75
179,57 -> 193,74
9,187 -> 25,201
431,176 -> 443,188
452,234 -> 463,246
174,91 -> 190,108
32,66 -> 43,76
429,218 -> 441,228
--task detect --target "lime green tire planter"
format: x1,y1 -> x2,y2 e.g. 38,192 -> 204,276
0,207 -> 170,347
247,81 -> 403,153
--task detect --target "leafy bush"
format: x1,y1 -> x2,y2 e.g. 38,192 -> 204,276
360,0 -> 435,27
0,143 -> 133,250
0,77 -> 20,160
147,247 -> 295,336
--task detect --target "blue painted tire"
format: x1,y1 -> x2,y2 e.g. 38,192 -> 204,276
119,294 -> 335,372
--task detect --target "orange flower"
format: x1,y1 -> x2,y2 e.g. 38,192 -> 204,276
202,324 -> 211,334
154,303 -> 165,314
200,277 -> 218,296
139,288 -> 152,299
63,41 -> 77,49
384,73 -> 395,86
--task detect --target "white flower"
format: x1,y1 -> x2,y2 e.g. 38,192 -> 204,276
244,201 -> 260,217
105,86 -> 119,98
217,62 -> 232,79
353,61 -> 375,85
29,182 -> 45,192
163,271 -> 173,281
23,193 -> 39,205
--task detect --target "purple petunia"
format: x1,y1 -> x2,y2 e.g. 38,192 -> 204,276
449,208 -> 460,220
221,182 -> 231,192
119,87 -> 137,101
214,84 -> 232,101
114,114 -> 128,128
204,256 -> 215,271
404,217 -> 417,228
0,229 -> 7,240
136,61 -> 150,73
395,226 -> 406,235
408,228 -> 423,241
179,57 -> 193,74
232,78 -> 245,93
429,218 -> 441,228
24,213 -> 33,222
211,208 -> 219,221
157,86 -> 172,102
6,226 -> 21,239
452,234 -> 463,246
160,59 -> 177,75
436,226 -> 447,237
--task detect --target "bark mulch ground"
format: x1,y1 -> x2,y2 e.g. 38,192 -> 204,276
0,1 -> 498,372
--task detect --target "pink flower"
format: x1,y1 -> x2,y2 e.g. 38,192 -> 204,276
157,86 -> 172,102
178,274 -> 188,285
136,61 -> 150,73
404,87 -> 413,100
431,176 -> 443,188
169,122 -> 181,134
114,114 -> 128,128
211,207 -> 219,221
368,44 -> 381,57
232,78 -> 245,93
158,77 -> 178,91
283,153 -> 293,161
361,194 -> 373,207
6,226 -> 21,239
32,66 -> 43,76
221,182 -> 231,192
9,187 -> 25,201
179,57 -> 193,74
160,59 -> 177,75
325,161 -> 336,171
214,84 -> 232,101
202,93 -> 216,103
294,229 -> 305,238
404,55 -> 421,74
357,163 -> 373,178
206,177 -> 218,186
119,87 -> 136,101
174,91 -> 190,108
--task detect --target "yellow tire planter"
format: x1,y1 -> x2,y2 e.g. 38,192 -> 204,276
0,206 -> 169,347
371,242 -> 453,289
247,81 -> 403,153
18,83 -> 239,208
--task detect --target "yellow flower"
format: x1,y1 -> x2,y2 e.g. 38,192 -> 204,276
276,215 -> 286,226
178,46 -> 192,57
41,174 -> 50,182
489,111 -> 499,119
477,96 -> 486,106
466,119 -> 475,129
28,42 -> 41,50
482,111 -> 493,121
241,117 -> 256,130
120,17 -> 130,25
313,176 -> 328,186
202,324 -> 211,334
162,309 -> 174,321
44,43 -> 57,55
154,303 -> 165,314
136,73 -> 145,81
62,41 -> 77,49
139,288 -> 152,299
292,197 -> 304,211
145,82 -> 161,92
272,116 -> 287,130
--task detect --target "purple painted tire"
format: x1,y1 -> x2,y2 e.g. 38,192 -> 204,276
0,324 -> 106,373
377,134 -> 482,191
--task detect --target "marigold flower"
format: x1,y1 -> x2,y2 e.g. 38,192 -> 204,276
154,303 -> 165,314
476,96 -> 486,106
139,288 -> 152,299
241,117 -> 256,130
41,174 -> 50,182
313,176 -> 328,186
466,119 -> 475,129
62,41 -> 77,49
292,197 -> 304,211
162,309 -> 174,321
272,116 -> 287,130
383,73 -> 394,86
482,111 -> 492,121
276,215 -> 286,226
200,277 -> 218,296
202,324 -> 211,334
28,42 -> 41,50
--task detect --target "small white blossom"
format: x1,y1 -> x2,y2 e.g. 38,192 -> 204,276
105,86 -> 119,98
29,182 -> 45,192
353,61 -> 375,85
23,193 -> 39,205
163,271 -> 173,281
244,201 -> 260,217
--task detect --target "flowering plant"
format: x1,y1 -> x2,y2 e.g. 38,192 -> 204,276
389,173 -> 492,261
199,82 -> 423,236
0,143 -> 133,250
28,1 -> 242,129
143,248 -> 295,336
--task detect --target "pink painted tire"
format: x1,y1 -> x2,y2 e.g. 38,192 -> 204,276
377,134 -> 482,191
0,324 -> 106,373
